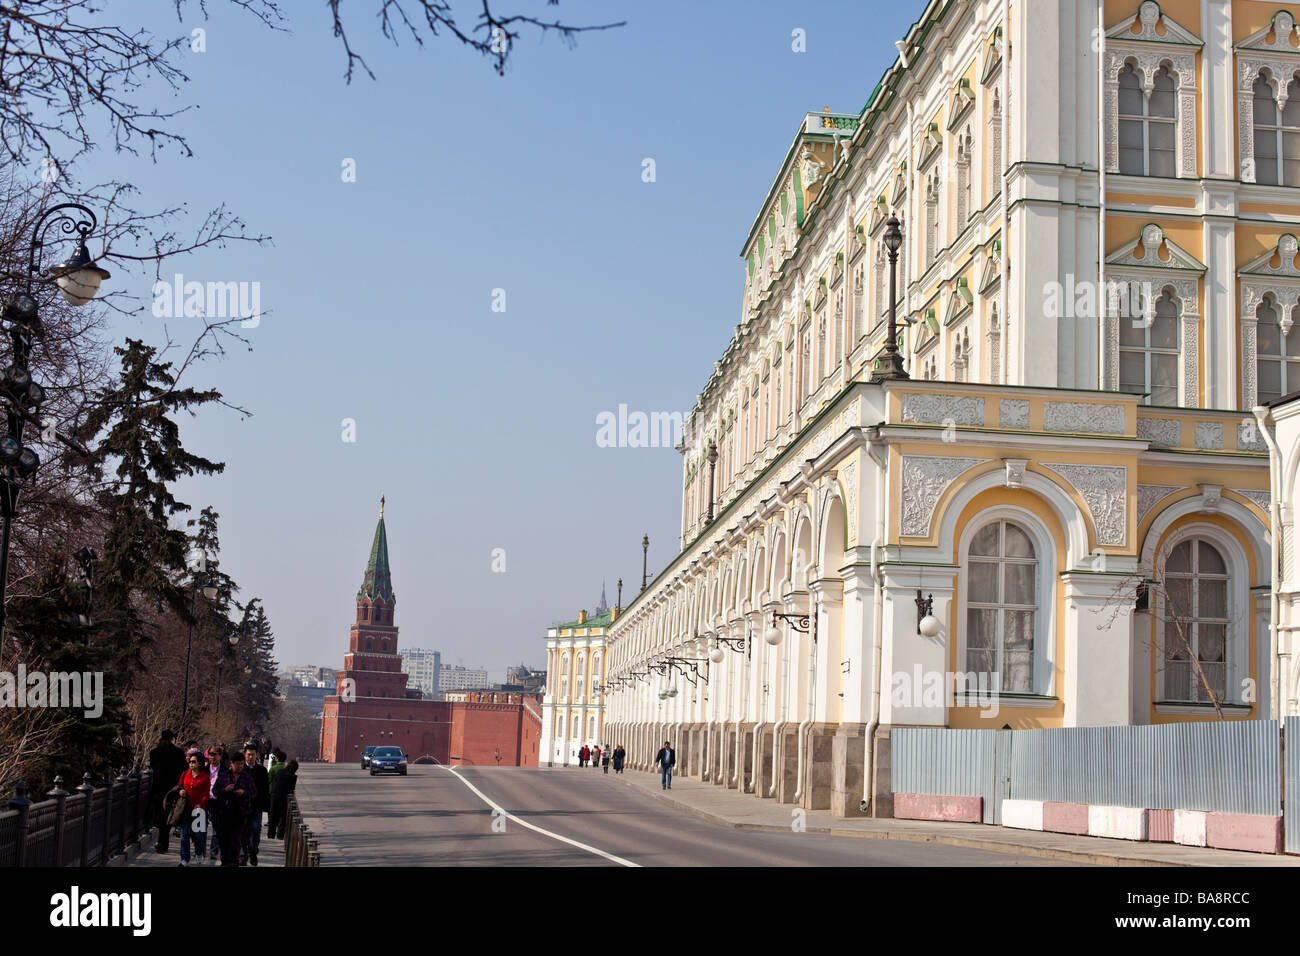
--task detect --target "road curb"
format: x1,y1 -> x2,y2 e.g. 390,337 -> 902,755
607,773 -> 1197,867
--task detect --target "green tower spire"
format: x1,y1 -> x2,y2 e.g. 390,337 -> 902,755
358,494 -> 395,604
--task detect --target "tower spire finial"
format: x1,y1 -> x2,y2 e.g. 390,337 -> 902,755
380,493 -> 385,519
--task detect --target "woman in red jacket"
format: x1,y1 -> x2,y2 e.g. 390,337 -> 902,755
178,750 -> 211,866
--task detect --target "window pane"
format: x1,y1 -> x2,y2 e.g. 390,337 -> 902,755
1119,351 -> 1146,392
1119,316 -> 1146,347
969,561 -> 998,602
1260,358 -> 1282,401
1002,610 -> 1034,694
1164,656 -> 1192,701
1151,312 -> 1179,350
1003,523 -> 1034,558
1200,580 -> 1228,620
1004,562 -> 1035,606
1284,81 -> 1300,127
1255,78 -> 1278,125
1119,146 -> 1144,176
1167,540 -> 1191,572
970,523 -> 999,556
1152,354 -> 1178,387
1198,540 -> 1226,575
1149,118 -> 1175,151
1150,148 -> 1176,178
1166,577 -> 1193,619
1150,77 -> 1176,118
1198,623 -> 1226,663
1257,310 -> 1280,356
1118,74 -> 1143,115
1198,661 -> 1226,702
966,608 -> 996,651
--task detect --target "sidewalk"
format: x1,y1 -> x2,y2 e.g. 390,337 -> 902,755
601,768 -> 1300,867
118,824 -> 284,868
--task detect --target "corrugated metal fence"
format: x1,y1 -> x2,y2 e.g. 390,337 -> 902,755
893,720 -> 1284,823
1287,717 -> 1299,855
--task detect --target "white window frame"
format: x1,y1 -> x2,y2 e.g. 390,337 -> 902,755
1104,47 -> 1197,179
1118,288 -> 1181,406
956,506 -> 1056,698
1116,61 -> 1177,177
1236,10 -> 1300,184
1154,524 -> 1249,706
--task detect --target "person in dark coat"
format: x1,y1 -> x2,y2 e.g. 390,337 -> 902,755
612,745 -> 626,774
241,743 -> 270,866
654,741 -> 676,789
215,751 -> 254,867
267,760 -> 298,839
149,730 -> 187,853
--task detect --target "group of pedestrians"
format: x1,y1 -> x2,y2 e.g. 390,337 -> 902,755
148,729 -> 299,867
575,743 -> 626,773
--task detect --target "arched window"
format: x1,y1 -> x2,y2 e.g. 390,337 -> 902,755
966,519 -> 1037,694
1162,539 -> 1229,703
1253,74 -> 1300,186
575,653 -> 585,703
989,91 -> 1003,198
873,242 -> 886,327
817,315 -> 828,381
956,130 -> 972,224
1118,62 -> 1176,176
1119,289 -> 1179,405
924,174 -> 939,269
559,654 -> 569,700
1255,296 -> 1300,404
366,639 -> 373,650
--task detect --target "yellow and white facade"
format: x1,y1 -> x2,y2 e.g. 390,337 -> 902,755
606,0 -> 1300,818
541,608 -> 611,766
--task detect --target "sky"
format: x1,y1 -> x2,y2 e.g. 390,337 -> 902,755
61,0 -> 924,679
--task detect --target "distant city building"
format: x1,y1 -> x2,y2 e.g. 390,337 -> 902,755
401,648 -> 442,698
439,664 -> 489,692
506,663 -> 547,693
284,665 -> 336,688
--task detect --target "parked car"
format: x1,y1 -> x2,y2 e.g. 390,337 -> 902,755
369,746 -> 408,776
361,745 -> 377,769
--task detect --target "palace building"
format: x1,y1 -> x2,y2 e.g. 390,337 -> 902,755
604,0 -> 1300,818
541,601 -> 613,766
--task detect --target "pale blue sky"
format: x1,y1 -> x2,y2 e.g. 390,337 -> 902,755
69,1 -> 922,678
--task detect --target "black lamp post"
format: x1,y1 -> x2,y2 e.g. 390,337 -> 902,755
616,578 -> 622,615
216,623 -> 243,719
705,439 -> 718,525
869,214 -> 909,382
71,546 -> 96,626
0,203 -> 109,640
641,534 -> 649,592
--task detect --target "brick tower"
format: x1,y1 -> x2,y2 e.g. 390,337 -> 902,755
319,497 -> 451,762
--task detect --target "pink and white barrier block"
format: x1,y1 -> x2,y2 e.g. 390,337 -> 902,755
893,793 -> 983,823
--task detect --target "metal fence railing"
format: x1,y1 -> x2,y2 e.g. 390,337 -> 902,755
0,772 -> 155,867
281,794 -> 321,867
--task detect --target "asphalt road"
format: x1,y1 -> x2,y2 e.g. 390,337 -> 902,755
295,764 -> 1058,866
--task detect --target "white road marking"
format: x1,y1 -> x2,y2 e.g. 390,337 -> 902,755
439,767 -> 640,867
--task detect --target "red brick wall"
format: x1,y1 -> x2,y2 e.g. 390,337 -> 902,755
448,697 -> 542,767
320,695 -> 451,763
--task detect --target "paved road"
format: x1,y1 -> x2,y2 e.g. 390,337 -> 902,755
295,764 -> 1058,866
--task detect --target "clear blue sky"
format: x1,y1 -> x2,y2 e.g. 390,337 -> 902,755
75,1 -> 922,679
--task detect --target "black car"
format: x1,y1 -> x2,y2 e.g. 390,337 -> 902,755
360,745 -> 377,769
369,746 -> 408,776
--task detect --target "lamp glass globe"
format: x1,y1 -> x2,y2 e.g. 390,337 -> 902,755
765,625 -> 782,645
919,615 -> 942,638
709,647 -> 725,663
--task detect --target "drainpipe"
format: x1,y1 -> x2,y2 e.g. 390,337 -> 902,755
1255,406 -> 1285,720
1000,0 -> 1009,385
1098,0 -> 1107,392
769,601 -> 791,797
750,608 -> 767,794
862,426 -> 888,812
793,594 -> 819,803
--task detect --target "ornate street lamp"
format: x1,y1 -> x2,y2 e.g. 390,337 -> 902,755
0,203 -> 109,637
705,439 -> 718,524
764,609 -> 814,646
180,558 -> 220,725
869,214 -> 909,382
641,534 -> 650,592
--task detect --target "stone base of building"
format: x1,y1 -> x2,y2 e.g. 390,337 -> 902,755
869,723 -> 895,819
830,722 -> 869,817
798,722 -> 837,811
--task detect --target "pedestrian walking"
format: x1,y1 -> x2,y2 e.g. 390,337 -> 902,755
178,751 -> 210,866
149,730 -> 187,854
591,745 -> 601,769
215,750 -> 254,867
613,745 -> 625,773
601,748 -> 610,774
205,745 -> 228,864
267,760 -> 298,840
654,740 -> 676,789
267,750 -> 287,794
578,744 -> 589,767
241,742 -> 270,866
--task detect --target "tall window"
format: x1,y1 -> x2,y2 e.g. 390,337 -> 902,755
817,315 -> 828,381
873,243 -> 886,325
953,328 -> 970,382
1253,74 -> 1300,186
853,266 -> 864,342
833,292 -> 843,370
560,655 -> 569,700
924,174 -> 939,269
1256,297 -> 1300,404
1118,62 -> 1175,176
1162,539 -> 1229,703
956,130 -> 972,224
1119,289 -> 1179,405
966,519 -> 1036,694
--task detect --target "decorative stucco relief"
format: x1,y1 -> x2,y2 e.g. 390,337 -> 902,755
1137,484 -> 1181,524
1043,402 -> 1126,435
1194,421 -> 1223,450
899,456 -> 990,537
899,393 -> 985,427
998,399 -> 1029,429
1043,462 -> 1129,547
1137,417 -> 1181,447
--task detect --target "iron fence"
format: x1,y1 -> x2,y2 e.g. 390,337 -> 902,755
0,772 -> 155,867
282,793 -> 321,867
